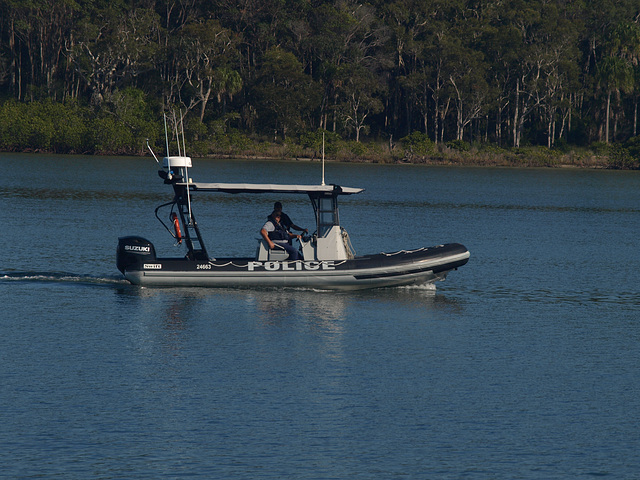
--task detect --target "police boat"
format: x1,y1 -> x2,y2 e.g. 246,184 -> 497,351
116,144 -> 469,290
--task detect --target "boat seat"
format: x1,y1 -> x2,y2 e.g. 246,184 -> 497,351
255,239 -> 289,261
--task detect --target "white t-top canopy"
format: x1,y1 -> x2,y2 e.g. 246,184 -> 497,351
181,182 -> 364,195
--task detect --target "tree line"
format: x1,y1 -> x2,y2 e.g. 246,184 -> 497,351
1,0 -> 640,163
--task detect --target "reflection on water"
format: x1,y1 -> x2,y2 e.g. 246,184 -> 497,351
246,289 -> 349,323
113,283 -> 455,318
109,283 -> 463,368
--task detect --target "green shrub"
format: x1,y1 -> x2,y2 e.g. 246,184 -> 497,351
26,114 -> 54,150
106,88 -> 159,153
623,136 -> 640,163
46,101 -> 90,153
553,137 -> 571,153
299,129 -> 341,155
90,116 -> 134,154
399,131 -> 434,155
0,100 -> 55,150
0,97 -> 157,154
446,139 -> 471,152
0,100 -> 89,152
590,142 -> 611,156
514,146 -> 560,166
606,144 -> 638,169
349,141 -> 367,156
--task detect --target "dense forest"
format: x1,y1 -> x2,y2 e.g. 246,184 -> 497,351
1,0 -> 640,167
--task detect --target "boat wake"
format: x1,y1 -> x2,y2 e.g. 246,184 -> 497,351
397,283 -> 437,291
1,271 -> 129,286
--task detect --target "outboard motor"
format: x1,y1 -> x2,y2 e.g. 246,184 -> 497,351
116,236 -> 157,274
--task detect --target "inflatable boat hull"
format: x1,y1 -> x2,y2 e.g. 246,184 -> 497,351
117,237 -> 469,290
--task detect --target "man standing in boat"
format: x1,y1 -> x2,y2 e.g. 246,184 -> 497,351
260,211 -> 302,260
274,201 -> 308,235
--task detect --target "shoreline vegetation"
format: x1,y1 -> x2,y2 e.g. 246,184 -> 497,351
207,139 -> 639,169
5,142 -> 638,170
0,97 -> 638,169
3,134 -> 639,170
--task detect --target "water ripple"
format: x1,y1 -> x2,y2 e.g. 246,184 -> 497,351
352,198 -> 640,214
0,186 -> 162,202
461,285 -> 640,307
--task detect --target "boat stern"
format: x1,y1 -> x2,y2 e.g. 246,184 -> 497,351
116,236 -> 158,275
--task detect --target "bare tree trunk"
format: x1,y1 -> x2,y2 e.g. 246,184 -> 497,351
513,78 -> 520,148
569,93 -> 573,133
422,86 -> 428,136
634,98 -> 638,137
605,90 -> 611,143
332,93 -> 338,132
199,82 -> 212,122
433,98 -> 439,144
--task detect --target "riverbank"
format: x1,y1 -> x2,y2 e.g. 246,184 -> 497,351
2,98 -> 638,169
3,133 -> 639,169
202,138 -> 639,170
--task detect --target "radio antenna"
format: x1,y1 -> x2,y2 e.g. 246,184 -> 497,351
146,139 -> 159,163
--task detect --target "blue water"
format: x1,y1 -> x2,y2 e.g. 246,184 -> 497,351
1,153 -> 639,479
